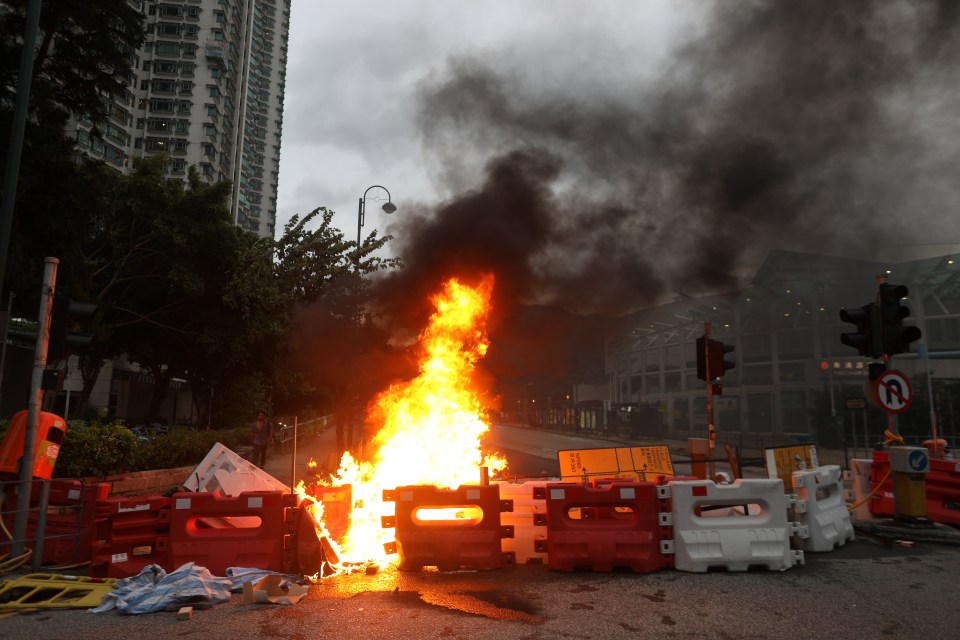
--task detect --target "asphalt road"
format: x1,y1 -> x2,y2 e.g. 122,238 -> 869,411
3,423 -> 960,639
3,539 -> 959,640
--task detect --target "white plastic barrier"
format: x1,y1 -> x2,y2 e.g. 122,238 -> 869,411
848,458 -> 876,522
496,480 -> 548,564
660,478 -> 804,573
183,442 -> 289,495
791,465 -> 855,552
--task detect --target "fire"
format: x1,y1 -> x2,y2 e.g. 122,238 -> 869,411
297,275 -> 506,575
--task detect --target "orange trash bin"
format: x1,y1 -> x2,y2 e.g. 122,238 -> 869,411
0,410 -> 67,479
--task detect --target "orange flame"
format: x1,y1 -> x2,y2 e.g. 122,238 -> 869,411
298,275 -> 506,575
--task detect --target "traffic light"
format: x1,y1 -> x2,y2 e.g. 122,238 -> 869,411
878,283 -> 922,356
696,336 -> 707,380
839,303 -> 881,358
48,293 -> 97,362
696,336 -> 735,381
709,339 -> 735,379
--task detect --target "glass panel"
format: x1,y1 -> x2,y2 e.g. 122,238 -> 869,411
746,393 -> 773,433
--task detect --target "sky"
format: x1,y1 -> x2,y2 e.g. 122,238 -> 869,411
276,0 -> 960,320
277,0 -> 699,244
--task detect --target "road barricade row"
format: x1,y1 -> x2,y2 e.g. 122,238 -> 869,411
868,451 -> 960,525
371,475 -> 847,575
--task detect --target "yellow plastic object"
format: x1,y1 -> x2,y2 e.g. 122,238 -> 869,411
893,472 -> 928,518
0,573 -> 117,611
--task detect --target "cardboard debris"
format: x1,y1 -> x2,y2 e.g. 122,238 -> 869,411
241,575 -> 308,606
177,606 -> 193,620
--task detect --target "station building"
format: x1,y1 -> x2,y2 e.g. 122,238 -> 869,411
602,247 -> 960,450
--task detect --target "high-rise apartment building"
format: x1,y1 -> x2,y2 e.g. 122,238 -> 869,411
73,0 -> 290,239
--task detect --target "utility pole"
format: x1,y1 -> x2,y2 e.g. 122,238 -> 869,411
0,0 -> 42,289
11,257 -> 57,556
704,322 -> 715,478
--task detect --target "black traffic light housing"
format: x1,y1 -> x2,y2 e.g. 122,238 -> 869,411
697,336 -> 735,381
48,293 -> 97,362
878,283 -> 922,356
839,303 -> 882,358
709,339 -> 735,379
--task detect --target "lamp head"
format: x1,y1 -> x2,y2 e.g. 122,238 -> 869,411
381,201 -> 397,214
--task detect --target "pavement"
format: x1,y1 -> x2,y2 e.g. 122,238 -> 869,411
260,424 -> 340,489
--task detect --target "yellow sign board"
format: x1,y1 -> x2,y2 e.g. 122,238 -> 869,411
558,446 -> 675,482
764,444 -> 819,490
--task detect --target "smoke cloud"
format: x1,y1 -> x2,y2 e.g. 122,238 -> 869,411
376,0 -> 960,323
299,1 -> 960,409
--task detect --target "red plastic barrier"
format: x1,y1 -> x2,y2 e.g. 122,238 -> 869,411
301,484 -> 351,544
869,451 -> 960,525
95,495 -> 171,544
167,491 -> 296,576
532,480 -> 669,573
90,536 -> 170,578
382,484 -> 515,571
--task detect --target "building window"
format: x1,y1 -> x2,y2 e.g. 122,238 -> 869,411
149,99 -> 174,112
156,42 -> 180,56
159,5 -> 183,18
147,119 -> 170,132
151,79 -> 177,93
157,23 -> 181,37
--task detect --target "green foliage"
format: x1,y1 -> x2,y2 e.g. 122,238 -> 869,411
53,420 -> 139,478
49,421 -> 252,478
0,0 -> 145,123
130,427 -> 250,472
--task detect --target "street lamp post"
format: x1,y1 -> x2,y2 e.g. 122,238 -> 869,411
357,185 -> 397,257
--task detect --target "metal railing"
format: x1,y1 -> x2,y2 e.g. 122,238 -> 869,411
0,478 -> 99,572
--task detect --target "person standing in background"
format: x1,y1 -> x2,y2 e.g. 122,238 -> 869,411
251,410 -> 273,467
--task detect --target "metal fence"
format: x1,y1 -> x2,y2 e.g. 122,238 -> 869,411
0,477 -> 102,572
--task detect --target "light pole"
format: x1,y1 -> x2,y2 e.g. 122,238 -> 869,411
357,185 -> 397,259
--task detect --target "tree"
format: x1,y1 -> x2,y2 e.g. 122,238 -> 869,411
0,0 -> 144,124
224,207 -> 402,420
1,0 -> 144,306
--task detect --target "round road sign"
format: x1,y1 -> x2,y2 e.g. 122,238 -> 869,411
874,369 -> 913,414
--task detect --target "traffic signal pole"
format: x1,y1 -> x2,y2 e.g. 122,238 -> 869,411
704,322 -> 715,479
876,274 -> 899,440
11,257 -> 58,556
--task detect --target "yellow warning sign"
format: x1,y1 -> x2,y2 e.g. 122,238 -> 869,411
558,446 -> 675,482
764,444 -> 819,490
